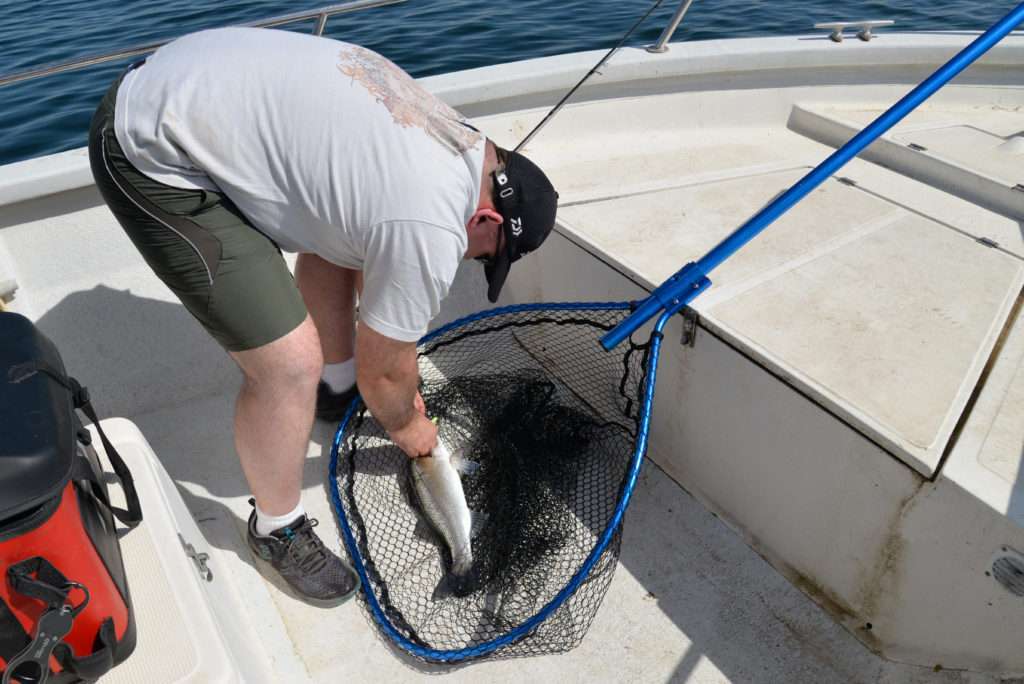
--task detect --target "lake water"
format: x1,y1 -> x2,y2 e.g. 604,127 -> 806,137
0,0 -> 1012,165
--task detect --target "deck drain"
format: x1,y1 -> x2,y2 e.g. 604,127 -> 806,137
991,548 -> 1024,597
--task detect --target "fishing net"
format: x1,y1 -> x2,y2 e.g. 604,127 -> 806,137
330,303 -> 656,664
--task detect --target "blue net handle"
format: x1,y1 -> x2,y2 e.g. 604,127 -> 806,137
328,301 -> 666,662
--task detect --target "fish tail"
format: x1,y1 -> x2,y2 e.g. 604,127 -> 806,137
432,565 -> 479,600
451,454 -> 480,475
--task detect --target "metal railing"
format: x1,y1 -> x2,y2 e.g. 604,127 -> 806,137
646,1 -> 899,52
646,0 -> 696,53
0,0 -> 902,89
0,0 -> 405,88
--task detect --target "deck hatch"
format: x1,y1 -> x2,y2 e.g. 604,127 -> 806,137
894,125 -> 1024,187
558,169 -> 1024,477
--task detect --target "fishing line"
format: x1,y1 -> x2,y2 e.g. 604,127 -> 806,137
514,0 -> 670,152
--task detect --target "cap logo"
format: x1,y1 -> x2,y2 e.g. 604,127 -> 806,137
510,217 -> 523,236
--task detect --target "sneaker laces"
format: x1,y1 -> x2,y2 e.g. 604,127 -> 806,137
283,518 -> 330,573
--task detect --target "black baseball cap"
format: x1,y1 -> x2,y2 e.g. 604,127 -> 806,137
484,151 -> 559,302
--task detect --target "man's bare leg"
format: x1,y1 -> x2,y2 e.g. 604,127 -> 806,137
231,315 -> 359,605
229,315 -> 322,516
295,253 -> 359,364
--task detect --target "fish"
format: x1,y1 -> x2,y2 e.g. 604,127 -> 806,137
408,439 -> 482,598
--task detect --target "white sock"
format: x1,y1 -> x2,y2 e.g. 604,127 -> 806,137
255,500 -> 306,536
321,359 -> 356,393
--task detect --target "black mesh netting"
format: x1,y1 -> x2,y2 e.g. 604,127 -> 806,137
334,306 -> 653,663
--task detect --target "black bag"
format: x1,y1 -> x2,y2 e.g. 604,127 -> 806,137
0,312 -> 142,683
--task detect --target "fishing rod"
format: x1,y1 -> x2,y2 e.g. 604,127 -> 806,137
600,0 -> 1024,350
514,0 -> 669,152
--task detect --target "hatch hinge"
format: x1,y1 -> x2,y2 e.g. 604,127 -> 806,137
977,236 -> 1000,249
907,142 -> 927,152
681,309 -> 699,347
179,534 -> 213,582
837,176 -> 858,187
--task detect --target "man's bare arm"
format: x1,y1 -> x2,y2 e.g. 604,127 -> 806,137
355,322 -> 437,456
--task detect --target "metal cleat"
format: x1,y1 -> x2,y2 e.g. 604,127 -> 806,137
815,20 -> 895,43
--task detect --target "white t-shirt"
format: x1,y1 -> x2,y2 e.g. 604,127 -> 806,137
114,27 -> 484,342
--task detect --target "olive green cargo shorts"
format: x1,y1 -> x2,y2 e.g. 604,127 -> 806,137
87,67 -> 307,352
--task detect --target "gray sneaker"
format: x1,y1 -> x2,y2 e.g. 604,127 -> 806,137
246,500 -> 360,607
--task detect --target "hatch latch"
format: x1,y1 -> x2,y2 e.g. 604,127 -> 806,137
179,534 -> 213,582
681,309 -> 699,347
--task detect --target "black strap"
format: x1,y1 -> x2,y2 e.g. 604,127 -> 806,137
3,560 -> 68,683
5,558 -> 121,682
69,380 -> 142,529
0,600 -> 29,670
9,360 -> 142,529
7,360 -> 70,390
7,558 -> 69,609
52,618 -> 116,681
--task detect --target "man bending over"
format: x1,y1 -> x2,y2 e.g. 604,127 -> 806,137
88,27 -> 557,606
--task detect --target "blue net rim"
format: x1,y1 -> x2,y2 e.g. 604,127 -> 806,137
328,301 -> 662,663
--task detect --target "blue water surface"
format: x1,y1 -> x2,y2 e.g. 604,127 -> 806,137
0,0 -> 1013,165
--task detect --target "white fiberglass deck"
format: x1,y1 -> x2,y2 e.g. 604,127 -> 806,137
462,36 -> 1024,675
1,32 -> 1023,682
478,93 -> 1023,480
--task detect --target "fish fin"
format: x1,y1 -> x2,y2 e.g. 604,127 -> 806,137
469,510 -> 489,539
431,574 -> 457,601
412,517 -> 438,543
451,454 -> 480,476
432,568 -> 477,601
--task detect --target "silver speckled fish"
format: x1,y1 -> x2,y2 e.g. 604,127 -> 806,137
408,439 -> 481,597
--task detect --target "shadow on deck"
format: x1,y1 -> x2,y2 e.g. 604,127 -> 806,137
23,279 -> 983,684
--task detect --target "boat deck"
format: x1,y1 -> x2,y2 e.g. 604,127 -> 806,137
1,33 -> 1022,682
482,90 -> 1024,480
104,405 -> 959,683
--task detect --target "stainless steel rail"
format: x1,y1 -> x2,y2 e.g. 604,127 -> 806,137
0,0 -> 405,88
647,3 -> 899,52
646,0 -> 695,53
